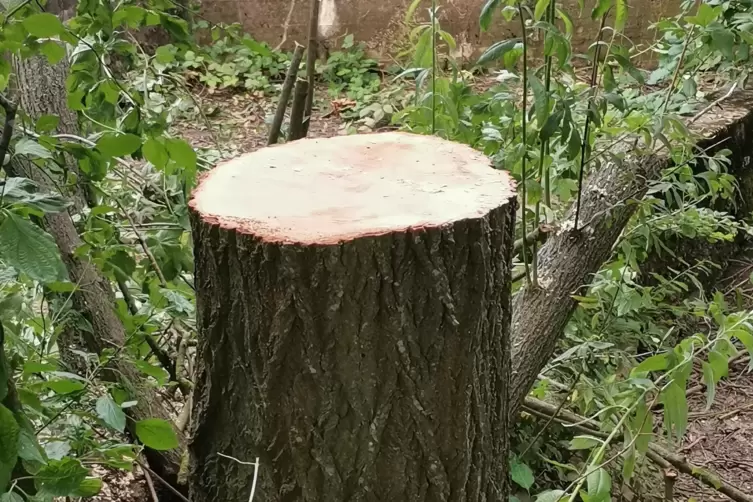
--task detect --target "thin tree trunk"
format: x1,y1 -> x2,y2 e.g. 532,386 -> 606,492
268,44 -> 305,145
188,132 -> 516,501
9,53 -> 187,497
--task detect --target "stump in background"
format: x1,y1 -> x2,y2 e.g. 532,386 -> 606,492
188,132 -> 517,501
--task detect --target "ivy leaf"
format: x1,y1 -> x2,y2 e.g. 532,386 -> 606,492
14,138 -> 53,159
0,212 -> 67,284
135,419 -> 179,450
0,404 -> 19,465
510,456 -> 535,490
96,396 -> 126,433
40,42 -> 66,65
480,0 -> 501,31
23,13 -> 65,37
34,458 -> 88,496
95,133 -> 142,158
477,39 -> 520,66
587,467 -> 611,502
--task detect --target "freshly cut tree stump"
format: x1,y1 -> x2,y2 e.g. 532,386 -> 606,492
188,132 -> 517,502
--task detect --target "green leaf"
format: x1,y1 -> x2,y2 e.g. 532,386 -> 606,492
0,404 -> 19,465
135,419 -> 179,451
412,28 -> 434,68
631,353 -> 669,375
35,115 -> 60,133
529,74 -> 548,127
17,429 -> 46,465
45,379 -> 85,394
242,38 -> 272,57
510,456 -> 535,490
535,490 -> 566,502
569,435 -> 601,450
591,0 -> 612,20
662,380 -> 687,443
96,396 -> 126,433
166,138 -> 197,179
23,13 -> 65,37
534,0 -> 550,21
603,64 -> 616,92
70,477 -> 103,497
477,39 -> 519,66
155,45 -> 175,64
14,138 -> 53,159
632,400 -> 653,453
614,0 -> 628,31
113,6 -> 146,27
95,133 -> 141,158
0,212 -> 67,284
708,350 -> 728,382
34,458 -> 88,496
43,441 -> 71,461
40,41 -> 66,65
685,3 -> 721,27
133,360 -> 169,385
480,0 -> 501,31
587,467 -> 611,502
710,29 -> 735,61
702,361 -> 715,411
0,492 -> 23,502
622,440 -> 636,481
143,138 -> 169,169
1,177 -> 70,214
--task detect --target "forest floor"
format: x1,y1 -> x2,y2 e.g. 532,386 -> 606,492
87,83 -> 753,502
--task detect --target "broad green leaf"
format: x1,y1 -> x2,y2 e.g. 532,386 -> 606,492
155,45 -> 175,64
603,64 -> 616,92
14,138 -> 53,159
708,350 -> 728,382
710,29 -> 735,61
113,6 -> 146,27
631,353 -> 669,376
0,212 -> 67,284
510,456 -> 535,490
96,396 -> 126,433
662,380 -> 687,443
535,490 -> 566,502
614,0 -> 627,31
569,435 -> 601,450
17,429 -> 46,465
95,133 -> 141,158
134,360 -> 169,385
412,28 -> 434,68
34,458 -> 88,496
477,39 -> 519,66
632,400 -> 653,453
622,436 -> 636,481
732,329 -> 753,355
166,138 -> 197,174
1,177 -> 70,214
591,0 -> 612,20
35,115 -> 59,133
242,38 -> 272,57
685,3 -> 721,27
556,8 -> 574,36
23,13 -> 64,37
135,419 -> 179,450
40,42 -> 65,65
44,441 -> 71,461
0,404 -> 19,465
0,492 -> 23,502
143,138 -> 169,169
702,362 -> 716,411
529,74 -> 548,127
45,379 -> 85,394
534,0 -> 550,21
587,468 -> 611,502
70,477 -> 103,497
480,0 -> 501,31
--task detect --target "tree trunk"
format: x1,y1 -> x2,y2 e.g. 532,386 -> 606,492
9,53 -> 187,496
188,132 -> 516,501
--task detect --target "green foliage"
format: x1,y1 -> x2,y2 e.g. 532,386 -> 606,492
319,34 -> 381,101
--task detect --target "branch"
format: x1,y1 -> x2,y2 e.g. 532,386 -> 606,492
288,79 -> 309,141
268,44 -> 305,145
0,93 -> 17,167
301,0 -> 321,137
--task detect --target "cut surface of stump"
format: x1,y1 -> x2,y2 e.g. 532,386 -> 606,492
188,132 -> 517,502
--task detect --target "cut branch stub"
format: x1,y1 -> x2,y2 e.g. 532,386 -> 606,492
188,132 -> 517,502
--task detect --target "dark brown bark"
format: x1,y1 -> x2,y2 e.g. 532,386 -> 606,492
302,0 -> 320,137
288,78 -> 309,141
188,133 -> 516,501
10,54 -> 187,496
268,44 -> 305,145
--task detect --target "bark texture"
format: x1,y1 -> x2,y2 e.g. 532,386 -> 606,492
189,206 -> 516,501
9,54 -> 187,495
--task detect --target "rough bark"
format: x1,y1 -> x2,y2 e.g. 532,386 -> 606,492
188,133 -> 515,501
9,54 -> 187,496
508,90 -> 753,422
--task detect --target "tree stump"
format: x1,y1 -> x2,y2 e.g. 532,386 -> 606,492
188,132 -> 517,502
